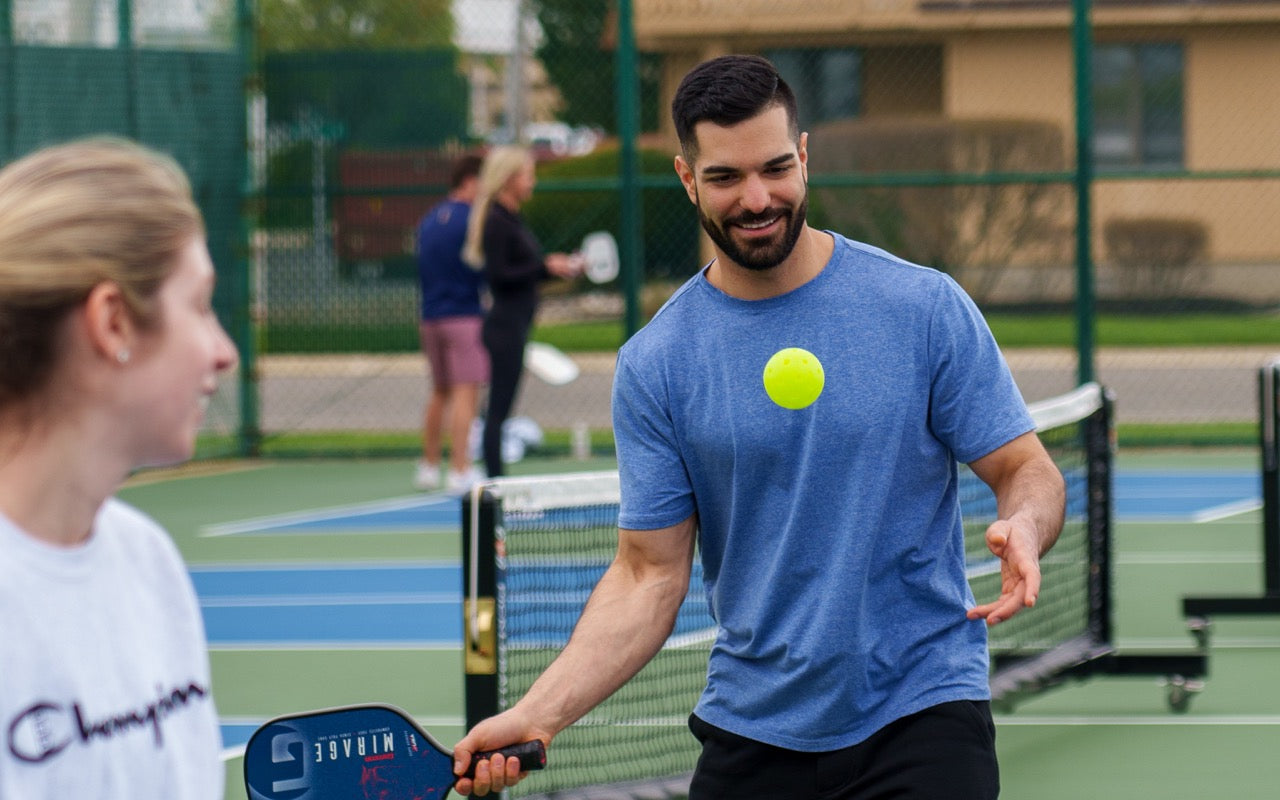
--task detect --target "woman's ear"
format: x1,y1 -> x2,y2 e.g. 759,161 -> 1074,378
81,282 -> 136,365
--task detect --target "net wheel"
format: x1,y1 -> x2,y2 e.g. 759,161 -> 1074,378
1185,616 -> 1212,650
1165,675 -> 1202,713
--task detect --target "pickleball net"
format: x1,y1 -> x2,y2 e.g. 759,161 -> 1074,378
462,382 -> 1145,799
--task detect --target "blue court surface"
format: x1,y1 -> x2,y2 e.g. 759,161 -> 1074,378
1114,469 -> 1260,521
201,469 -> 1260,647
210,468 -> 1262,748
198,471 -> 1261,540
194,563 -> 461,647
200,496 -> 463,536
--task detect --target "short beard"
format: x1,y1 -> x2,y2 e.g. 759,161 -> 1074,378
698,192 -> 808,272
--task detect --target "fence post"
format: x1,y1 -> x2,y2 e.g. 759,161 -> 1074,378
236,0 -> 262,455
616,0 -> 643,340
0,0 -> 11,161
1071,0 -> 1096,385
117,0 -> 137,137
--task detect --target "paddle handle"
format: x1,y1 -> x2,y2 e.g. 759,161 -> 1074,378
464,740 -> 547,778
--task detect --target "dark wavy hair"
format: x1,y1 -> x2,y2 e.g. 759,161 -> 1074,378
671,54 -> 800,163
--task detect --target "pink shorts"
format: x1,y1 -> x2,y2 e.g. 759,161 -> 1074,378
420,316 -> 489,388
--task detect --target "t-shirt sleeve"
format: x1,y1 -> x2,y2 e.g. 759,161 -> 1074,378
926,275 -> 1036,464
612,347 -> 697,531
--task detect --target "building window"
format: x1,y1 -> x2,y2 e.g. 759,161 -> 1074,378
765,48 -> 861,130
1093,42 -> 1184,170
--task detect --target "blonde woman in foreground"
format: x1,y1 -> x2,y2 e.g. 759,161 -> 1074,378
0,138 -> 237,798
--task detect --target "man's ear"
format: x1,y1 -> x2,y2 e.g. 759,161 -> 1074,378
81,282 -> 136,364
674,155 -> 698,205
798,131 -> 809,183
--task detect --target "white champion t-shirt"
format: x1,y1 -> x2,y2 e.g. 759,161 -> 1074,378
0,497 -> 223,799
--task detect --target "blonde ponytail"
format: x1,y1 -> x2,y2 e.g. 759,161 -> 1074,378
461,145 -> 533,270
0,137 -> 202,404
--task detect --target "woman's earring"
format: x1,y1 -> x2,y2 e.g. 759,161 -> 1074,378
116,349 -> 130,365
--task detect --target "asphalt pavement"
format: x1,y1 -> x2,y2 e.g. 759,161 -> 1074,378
202,346 -> 1280,437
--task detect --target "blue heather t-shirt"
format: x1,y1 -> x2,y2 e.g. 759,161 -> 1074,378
416,198 -> 485,319
611,233 -> 1035,751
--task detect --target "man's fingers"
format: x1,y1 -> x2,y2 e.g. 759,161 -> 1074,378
968,583 -> 1029,626
453,748 -> 471,777
986,526 -> 1008,554
1022,569 -> 1041,607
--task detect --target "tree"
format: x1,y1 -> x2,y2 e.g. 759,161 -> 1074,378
808,117 -> 1073,304
533,0 -> 661,133
257,0 -> 454,51
255,0 -> 464,147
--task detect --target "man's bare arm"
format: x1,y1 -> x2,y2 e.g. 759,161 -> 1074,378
453,514 -> 698,795
966,431 -> 1066,625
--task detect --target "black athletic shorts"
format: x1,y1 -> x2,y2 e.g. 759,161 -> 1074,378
687,700 -> 999,800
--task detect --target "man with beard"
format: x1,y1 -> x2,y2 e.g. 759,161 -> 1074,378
452,55 -> 1066,800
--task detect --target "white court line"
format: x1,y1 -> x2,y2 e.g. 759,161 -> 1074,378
1115,552 -> 1260,565
220,714 -> 462,728
1118,492 -> 1261,504
1124,517 -> 1258,525
209,640 -> 458,651
189,559 -> 455,572
1120,637 -> 1280,649
201,495 -> 454,537
1122,514 -> 1259,524
209,642 -> 458,652
994,714 -> 1280,726
200,593 -> 457,608
203,526 -> 459,539
1192,498 -> 1263,523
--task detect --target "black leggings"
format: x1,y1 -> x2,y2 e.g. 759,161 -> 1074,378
482,329 -> 526,478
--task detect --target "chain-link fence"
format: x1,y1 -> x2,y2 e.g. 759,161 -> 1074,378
13,1 -> 1280,459
244,0 -> 1280,458
242,0 -> 683,457
3,0 -> 250,455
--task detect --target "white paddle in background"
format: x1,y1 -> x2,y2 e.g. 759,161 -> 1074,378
580,230 -> 620,284
524,340 -> 580,386
522,231 -> 617,386
522,229 -> 616,386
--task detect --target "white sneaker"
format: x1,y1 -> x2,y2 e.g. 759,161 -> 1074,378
446,466 -> 485,494
413,461 -> 441,491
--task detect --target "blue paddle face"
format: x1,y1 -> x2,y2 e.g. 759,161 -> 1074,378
244,705 -> 455,800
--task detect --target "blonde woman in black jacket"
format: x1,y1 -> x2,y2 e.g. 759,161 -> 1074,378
462,146 -> 581,479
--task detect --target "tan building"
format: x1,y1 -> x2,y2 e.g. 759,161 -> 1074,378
461,52 -> 566,142
633,0 -> 1280,303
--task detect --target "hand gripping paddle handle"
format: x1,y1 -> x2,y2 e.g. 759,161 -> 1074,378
464,740 -> 547,778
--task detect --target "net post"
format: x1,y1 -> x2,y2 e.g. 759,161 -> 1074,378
1181,362 -> 1280,619
1085,386 -> 1116,647
462,487 -> 499,731
1263,361 -> 1280,595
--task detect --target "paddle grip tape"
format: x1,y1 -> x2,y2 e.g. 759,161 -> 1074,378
465,740 -> 548,778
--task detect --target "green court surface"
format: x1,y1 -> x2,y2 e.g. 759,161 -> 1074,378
117,450 -> 1280,800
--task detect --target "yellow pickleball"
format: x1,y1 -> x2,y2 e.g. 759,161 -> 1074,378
762,347 -> 825,410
